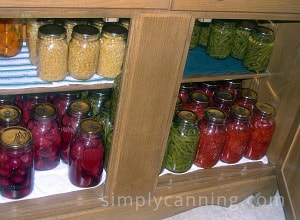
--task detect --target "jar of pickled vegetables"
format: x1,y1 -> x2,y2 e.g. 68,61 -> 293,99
27,103 -> 61,170
220,105 -> 252,163
195,81 -> 219,99
37,24 -> 68,82
244,103 -> 276,160
97,24 -> 128,78
178,83 -> 194,104
220,79 -> 243,98
235,88 -> 258,111
0,95 -> 16,106
69,118 -> 105,187
211,90 -> 235,114
87,88 -> 112,118
207,19 -> 236,59
164,110 -> 199,173
0,105 -> 21,130
60,100 -> 91,163
19,93 -> 49,126
231,21 -> 255,60
189,20 -> 201,49
197,22 -> 211,48
0,126 -> 34,199
68,25 -> 100,80
243,26 -> 275,73
110,74 -> 122,123
0,19 -> 23,57
182,91 -> 210,120
194,108 -> 227,168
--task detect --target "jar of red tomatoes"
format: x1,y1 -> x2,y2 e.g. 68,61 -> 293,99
178,83 -> 194,104
69,118 -> 105,187
220,79 -> 242,98
60,100 -> 91,163
195,81 -> 219,99
220,105 -> 252,163
244,103 -> 276,160
182,91 -> 210,120
0,95 -> 16,106
19,93 -> 49,127
235,88 -> 258,111
0,126 -> 34,199
27,103 -> 61,171
194,108 -> 227,168
0,105 -> 21,130
211,90 -> 235,114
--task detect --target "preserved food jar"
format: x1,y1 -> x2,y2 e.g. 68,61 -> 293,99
195,81 -> 219,99
37,24 -> 68,82
0,126 -> 34,199
27,18 -> 54,65
87,88 -> 112,118
231,21 -> 255,60
27,103 -> 61,170
197,22 -> 211,48
60,100 -> 91,163
220,105 -> 252,163
68,25 -> 100,80
0,105 -> 21,130
207,19 -> 236,59
194,108 -> 227,168
244,103 -> 276,160
175,97 -> 182,115
97,24 -> 128,78
19,93 -> 49,126
0,95 -> 16,106
164,110 -> 199,173
63,19 -> 88,43
91,18 -> 105,33
0,19 -> 23,57
182,91 -> 210,120
178,83 -> 194,104
69,118 -> 105,187
243,26 -> 275,73
189,20 -> 200,49
110,74 -> 122,123
235,88 -> 258,111
211,90 -> 235,114
220,79 -> 243,98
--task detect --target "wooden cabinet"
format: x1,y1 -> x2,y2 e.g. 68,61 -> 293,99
0,1 -> 299,219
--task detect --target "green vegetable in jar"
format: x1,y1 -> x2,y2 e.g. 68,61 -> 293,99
197,22 -> 211,48
189,20 -> 201,50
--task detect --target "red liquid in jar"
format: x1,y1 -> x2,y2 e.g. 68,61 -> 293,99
178,83 -> 194,104
182,91 -> 210,120
234,88 -> 257,111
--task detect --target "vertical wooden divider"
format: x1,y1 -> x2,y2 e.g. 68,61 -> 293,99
104,13 -> 192,199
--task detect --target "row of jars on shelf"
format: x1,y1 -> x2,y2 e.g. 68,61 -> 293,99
162,79 -> 276,173
0,86 -> 119,199
190,19 -> 275,73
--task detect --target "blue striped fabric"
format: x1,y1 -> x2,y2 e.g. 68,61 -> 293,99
0,43 -> 113,89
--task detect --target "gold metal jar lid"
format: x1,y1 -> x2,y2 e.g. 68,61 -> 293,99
231,105 -> 252,119
0,105 -> 21,123
69,100 -> 91,115
79,118 -> 103,134
214,90 -> 234,101
190,91 -> 210,104
240,88 -> 258,101
178,110 -> 198,123
255,102 -> 276,116
0,126 -> 32,149
205,107 -> 227,122
32,103 -> 57,119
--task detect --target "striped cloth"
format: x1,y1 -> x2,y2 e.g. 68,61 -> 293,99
0,42 -> 113,89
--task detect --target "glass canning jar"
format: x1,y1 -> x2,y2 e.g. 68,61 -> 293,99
244,103 -> 276,160
178,83 -> 194,104
91,18 -> 105,33
220,79 -> 243,98
69,118 -> 105,187
60,100 -> 91,163
207,19 -> 236,59
0,95 -> 16,106
194,108 -> 227,168
189,20 -> 201,49
87,88 -> 112,118
220,105 -> 252,163
0,105 -> 21,130
37,24 -> 68,82
68,25 -> 100,80
197,21 -> 211,48
0,126 -> 34,199
195,81 -> 219,99
235,88 -> 258,111
27,103 -> 61,171
110,74 -> 122,123
243,26 -> 275,73
182,91 -> 210,120
63,19 -> 88,44
97,24 -> 128,78
211,89 -> 235,114
164,110 -> 199,173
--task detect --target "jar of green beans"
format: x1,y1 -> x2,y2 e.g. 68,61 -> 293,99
87,88 -> 112,118
189,20 -> 201,50
110,74 -> 122,123
231,21 -> 255,60
207,19 -> 236,59
164,110 -> 199,173
243,26 -> 275,73
197,22 -> 211,48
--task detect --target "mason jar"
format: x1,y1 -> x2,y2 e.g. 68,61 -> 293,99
63,19 -> 88,43
97,24 -> 128,78
189,20 -> 201,49
178,83 -> 194,104
235,88 -> 258,111
243,26 -> 275,73
197,21 -> 211,48
0,126 -> 34,199
68,25 -> 100,80
194,108 -> 227,168
110,74 -> 122,123
244,103 -> 276,160
211,89 -> 235,114
220,79 -> 243,98
37,24 -> 68,82
27,103 -> 61,171
164,110 -> 199,173
0,105 -> 21,130
69,118 -> 105,187
0,95 -> 16,106
195,81 -> 219,99
87,88 -> 112,118
182,91 -> 210,120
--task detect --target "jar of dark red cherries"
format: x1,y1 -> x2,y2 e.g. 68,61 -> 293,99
244,103 -> 276,160
182,91 -> 210,120
0,95 -> 16,106
220,105 -> 252,163
194,108 -> 227,168
69,118 -> 105,187
27,103 -> 61,171
0,105 -> 21,130
19,93 -> 49,126
235,88 -> 258,111
220,79 -> 242,98
178,83 -> 194,104
0,126 -> 34,199
60,100 -> 91,163
195,81 -> 219,99
211,90 -> 235,114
